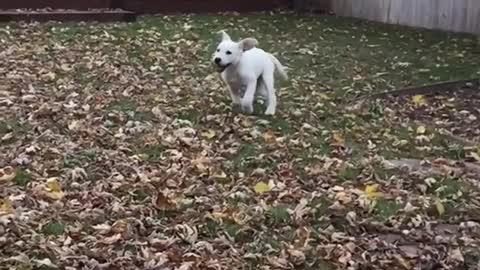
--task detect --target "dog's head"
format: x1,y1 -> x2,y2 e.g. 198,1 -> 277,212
213,31 -> 258,72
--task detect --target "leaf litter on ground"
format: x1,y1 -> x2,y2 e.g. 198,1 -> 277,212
0,12 -> 480,269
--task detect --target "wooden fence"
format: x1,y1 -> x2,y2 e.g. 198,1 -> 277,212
0,0 -> 290,22
328,0 -> 480,35
294,0 -> 480,35
0,0 -> 289,13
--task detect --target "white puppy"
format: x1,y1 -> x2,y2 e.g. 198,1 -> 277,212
213,31 -> 288,115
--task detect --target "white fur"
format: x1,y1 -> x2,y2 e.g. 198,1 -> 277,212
213,31 -> 287,115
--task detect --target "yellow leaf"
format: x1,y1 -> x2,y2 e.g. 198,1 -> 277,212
0,198 -> 13,215
365,184 -> 383,199
148,51 -> 157,58
153,95 -> 164,102
152,193 -> 177,211
262,130 -> 276,144
0,166 -> 16,182
46,178 -> 62,192
111,219 -> 130,234
469,151 -> 480,162
365,184 -> 377,194
254,182 -> 271,194
435,198 -> 445,216
318,93 -> 330,100
416,125 -> 426,134
201,130 -> 216,139
137,153 -> 149,160
332,132 -> 345,146
44,178 -> 64,200
207,211 -> 229,223
412,95 -> 427,107
211,169 -> 227,179
191,156 -> 210,173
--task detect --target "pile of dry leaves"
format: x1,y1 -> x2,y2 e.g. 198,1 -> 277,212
1,14 -> 480,269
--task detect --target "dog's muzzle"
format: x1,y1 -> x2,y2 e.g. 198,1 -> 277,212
215,63 -> 231,73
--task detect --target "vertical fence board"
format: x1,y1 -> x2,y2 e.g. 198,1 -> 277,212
329,0 -> 480,35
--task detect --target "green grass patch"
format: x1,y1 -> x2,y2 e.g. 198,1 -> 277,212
124,243 -> 138,255
266,206 -> 291,226
0,120 -> 13,134
0,119 -> 28,144
63,148 -> 97,168
203,219 -> 221,237
231,144 -> 258,171
135,144 -> 165,161
374,198 -> 403,221
338,166 -> 361,181
14,169 -> 31,187
107,99 -> 153,121
176,108 -> 202,125
132,188 -> 150,202
42,221 -> 65,236
430,177 -> 465,200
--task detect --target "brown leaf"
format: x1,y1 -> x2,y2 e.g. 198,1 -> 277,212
152,193 -> 177,211
0,166 -> 16,182
399,245 -> 420,258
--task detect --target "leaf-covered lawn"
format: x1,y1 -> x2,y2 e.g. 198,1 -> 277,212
1,12 -> 480,269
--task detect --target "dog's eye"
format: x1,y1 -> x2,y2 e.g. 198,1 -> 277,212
216,49 -> 220,52
226,51 -> 232,55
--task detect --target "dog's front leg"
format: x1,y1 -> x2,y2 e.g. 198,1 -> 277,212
227,84 -> 241,106
241,79 -> 257,114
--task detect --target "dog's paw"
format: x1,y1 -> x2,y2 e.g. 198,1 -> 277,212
231,103 -> 242,113
241,105 -> 254,114
231,101 -> 241,107
264,107 -> 276,115
243,106 -> 254,114
241,100 -> 254,114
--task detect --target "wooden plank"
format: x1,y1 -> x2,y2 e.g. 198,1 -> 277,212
327,0 -> 480,35
0,10 -> 136,22
122,0 -> 290,14
0,0 -> 111,9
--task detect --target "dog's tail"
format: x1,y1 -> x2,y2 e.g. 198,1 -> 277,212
268,53 -> 288,80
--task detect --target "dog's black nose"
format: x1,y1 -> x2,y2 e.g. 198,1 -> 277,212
214,58 -> 221,64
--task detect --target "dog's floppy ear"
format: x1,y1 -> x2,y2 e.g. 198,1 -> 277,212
239,38 -> 258,51
219,30 -> 231,41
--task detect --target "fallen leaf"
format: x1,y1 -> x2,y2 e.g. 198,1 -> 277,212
211,169 -> 227,179
191,156 -> 210,173
287,248 -> 306,266
111,219 -> 130,234
448,248 -> 464,262
365,184 -> 383,199
399,245 -> 420,258
100,233 -> 123,245
0,166 -> 16,182
331,132 -> 345,146
416,125 -> 426,134
393,254 -> 412,269
33,258 -> 58,268
201,129 -> 216,139
175,224 -> 198,244
262,130 -> 276,144
412,95 -> 427,107
469,151 -> 480,162
44,178 -> 64,200
152,193 -> 177,211
318,93 -> 330,100
254,182 -> 271,194
0,198 -> 13,215
1,133 -> 14,141
435,198 -> 445,216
